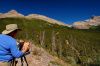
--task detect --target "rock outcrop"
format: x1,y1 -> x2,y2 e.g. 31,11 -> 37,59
73,21 -> 90,29
87,16 -> 100,26
72,16 -> 100,29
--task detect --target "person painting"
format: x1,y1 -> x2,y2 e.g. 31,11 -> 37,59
0,24 -> 30,66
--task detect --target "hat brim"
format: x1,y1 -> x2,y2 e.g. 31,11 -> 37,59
2,29 -> 21,34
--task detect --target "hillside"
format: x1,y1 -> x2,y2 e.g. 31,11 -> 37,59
0,18 -> 100,66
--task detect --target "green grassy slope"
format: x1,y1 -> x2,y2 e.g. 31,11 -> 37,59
0,18 -> 100,66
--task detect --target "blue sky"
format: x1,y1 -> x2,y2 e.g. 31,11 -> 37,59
0,0 -> 100,24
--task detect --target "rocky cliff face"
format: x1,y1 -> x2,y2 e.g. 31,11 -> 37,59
72,16 -> 100,29
0,10 -> 69,26
73,21 -> 90,29
87,16 -> 100,26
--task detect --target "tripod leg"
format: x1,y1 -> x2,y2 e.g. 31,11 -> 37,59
23,56 -> 28,66
11,59 -> 15,66
21,57 -> 24,66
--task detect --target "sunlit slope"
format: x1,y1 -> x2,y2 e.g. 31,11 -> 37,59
0,18 -> 100,66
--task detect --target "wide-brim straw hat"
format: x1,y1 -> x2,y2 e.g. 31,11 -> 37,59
2,24 -> 21,34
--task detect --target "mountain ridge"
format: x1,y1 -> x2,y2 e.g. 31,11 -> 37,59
0,10 -> 100,29
0,10 -> 69,26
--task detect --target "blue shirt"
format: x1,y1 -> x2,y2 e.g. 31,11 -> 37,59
0,34 -> 24,62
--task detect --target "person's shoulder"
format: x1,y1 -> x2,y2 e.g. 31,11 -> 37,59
0,34 -> 8,37
0,34 -> 15,41
0,34 -> 10,38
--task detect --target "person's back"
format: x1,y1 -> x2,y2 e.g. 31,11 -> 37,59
0,34 -> 24,62
0,34 -> 13,62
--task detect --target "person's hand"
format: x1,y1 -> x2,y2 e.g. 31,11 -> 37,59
21,42 -> 30,53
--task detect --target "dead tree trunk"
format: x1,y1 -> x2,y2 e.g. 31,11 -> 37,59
59,39 -> 62,58
51,30 -> 56,53
39,30 -> 45,47
65,37 -> 81,64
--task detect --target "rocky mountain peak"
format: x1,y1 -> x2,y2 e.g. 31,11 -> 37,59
4,10 -> 24,17
8,10 -> 19,14
72,16 -> 100,29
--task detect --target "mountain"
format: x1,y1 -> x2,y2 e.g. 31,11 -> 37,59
1,10 -> 100,29
0,10 -> 69,26
72,16 -> 100,29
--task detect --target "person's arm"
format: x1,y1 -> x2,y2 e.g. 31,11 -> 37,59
10,39 -> 30,58
9,39 -> 24,58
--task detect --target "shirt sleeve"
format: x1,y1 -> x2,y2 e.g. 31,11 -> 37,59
9,38 -> 24,58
